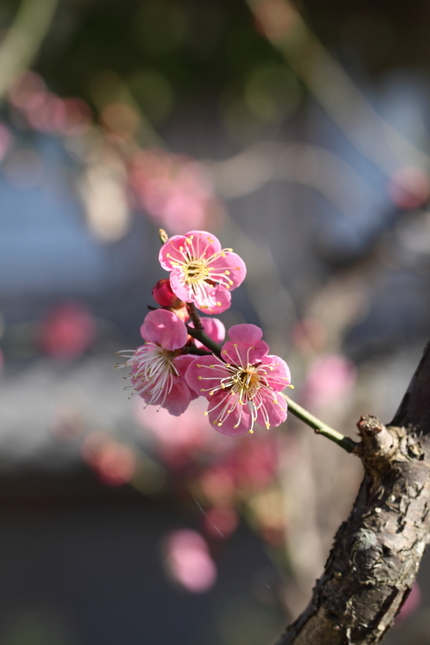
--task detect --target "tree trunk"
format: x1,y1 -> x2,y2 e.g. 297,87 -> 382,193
275,342 -> 430,645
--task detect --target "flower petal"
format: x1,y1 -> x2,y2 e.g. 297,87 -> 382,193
208,252 -> 246,290
256,391 -> 288,428
185,355 -> 229,396
221,339 -> 269,366
260,355 -> 291,391
159,235 -> 188,271
207,392 -> 251,436
228,324 -> 263,345
140,309 -> 188,351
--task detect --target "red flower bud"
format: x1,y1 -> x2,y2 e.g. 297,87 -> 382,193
152,279 -> 181,307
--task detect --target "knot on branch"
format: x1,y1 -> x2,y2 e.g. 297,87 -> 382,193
356,415 -> 398,475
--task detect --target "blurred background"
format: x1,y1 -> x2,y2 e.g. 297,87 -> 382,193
0,0 -> 430,643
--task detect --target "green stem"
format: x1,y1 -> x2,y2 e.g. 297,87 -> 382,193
282,393 -> 358,454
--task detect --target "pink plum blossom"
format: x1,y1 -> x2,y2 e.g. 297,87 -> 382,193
128,149 -> 223,233
186,324 -> 291,435
163,529 -> 217,592
159,230 -> 246,314
119,309 -> 197,416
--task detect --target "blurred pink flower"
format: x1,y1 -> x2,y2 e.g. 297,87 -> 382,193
388,167 -> 430,210
302,354 -> 356,408
129,149 -> 223,233
82,432 -> 136,486
163,529 -> 217,593
9,72 -> 91,136
38,302 -> 96,360
135,397 -> 224,467
159,230 -> 246,314
186,324 -> 290,435
119,309 -> 197,416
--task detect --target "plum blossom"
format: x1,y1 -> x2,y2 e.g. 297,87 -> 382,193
163,529 -> 217,592
118,309 -> 197,416
159,230 -> 246,314
186,324 -> 291,435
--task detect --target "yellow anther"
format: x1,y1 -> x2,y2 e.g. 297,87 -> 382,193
249,429 -> 254,434
204,411 -> 209,416
289,384 -> 295,389
265,423 -> 270,429
197,376 -> 202,380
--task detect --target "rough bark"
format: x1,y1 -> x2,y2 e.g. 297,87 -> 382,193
275,342 -> 430,645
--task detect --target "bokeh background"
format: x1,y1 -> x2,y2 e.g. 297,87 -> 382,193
1,0 -> 430,643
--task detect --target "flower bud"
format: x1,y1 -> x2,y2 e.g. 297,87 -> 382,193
152,279 -> 183,308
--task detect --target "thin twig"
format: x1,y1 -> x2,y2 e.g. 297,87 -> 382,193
282,393 -> 358,454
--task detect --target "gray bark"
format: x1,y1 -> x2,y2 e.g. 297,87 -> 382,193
275,342 -> 430,645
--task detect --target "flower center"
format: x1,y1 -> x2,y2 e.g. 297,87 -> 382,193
183,259 -> 210,285
232,366 -> 260,397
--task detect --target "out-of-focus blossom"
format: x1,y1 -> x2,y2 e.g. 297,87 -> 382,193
189,317 -> 226,349
198,434 -> 278,503
396,582 -> 421,624
159,230 -> 246,314
388,167 -> 430,210
301,354 -> 356,408
9,72 -> 91,137
119,309 -> 197,416
163,529 -> 217,592
128,149 -> 224,233
186,324 -> 290,435
38,302 -> 96,360
82,432 -> 136,486
291,318 -> 327,353
135,397 -> 225,467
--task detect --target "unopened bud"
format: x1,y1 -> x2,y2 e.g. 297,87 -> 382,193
159,229 -> 169,244
152,279 -> 180,307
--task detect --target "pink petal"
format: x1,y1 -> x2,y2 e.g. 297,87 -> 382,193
140,309 -> 188,350
174,355 -> 200,400
158,235 -> 188,270
228,324 -> 263,345
169,269 -> 194,302
256,391 -> 288,429
206,391 -> 251,436
159,230 -> 222,271
185,355 -> 228,396
163,379 -> 195,416
185,230 -> 222,257
208,251 -> 246,290
221,339 -> 269,366
261,355 -> 291,391
139,377 -> 193,416
197,286 -> 231,314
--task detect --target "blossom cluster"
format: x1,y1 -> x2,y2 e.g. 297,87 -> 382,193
119,230 -> 291,436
